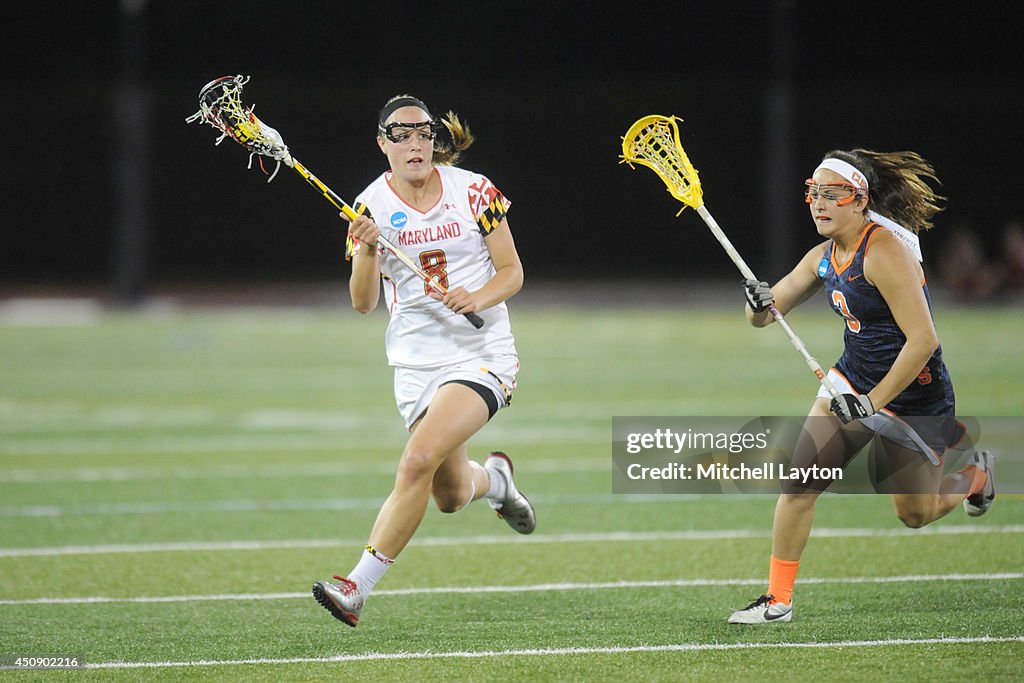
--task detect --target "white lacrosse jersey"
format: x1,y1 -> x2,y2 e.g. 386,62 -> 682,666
349,165 -> 518,368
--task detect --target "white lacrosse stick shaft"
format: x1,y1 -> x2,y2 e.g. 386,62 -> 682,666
695,205 -> 838,396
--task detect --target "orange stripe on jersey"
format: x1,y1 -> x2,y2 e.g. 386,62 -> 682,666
863,222 -> 885,252
830,222 -> 878,276
865,222 -> 927,286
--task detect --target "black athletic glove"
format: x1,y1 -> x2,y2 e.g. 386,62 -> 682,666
830,393 -> 875,424
742,278 -> 773,313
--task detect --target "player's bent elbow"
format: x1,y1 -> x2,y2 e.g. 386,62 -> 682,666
747,310 -> 772,328
352,300 -> 377,315
349,280 -> 380,314
350,294 -> 378,314
911,333 -> 940,358
509,268 -> 524,297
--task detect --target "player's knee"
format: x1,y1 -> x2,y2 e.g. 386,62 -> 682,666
432,474 -> 474,513
779,492 -> 819,512
896,509 -> 930,529
432,473 -> 475,513
433,492 -> 464,514
396,446 -> 441,484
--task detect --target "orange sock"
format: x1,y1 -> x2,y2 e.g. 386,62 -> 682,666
959,464 -> 988,496
768,556 -> 800,605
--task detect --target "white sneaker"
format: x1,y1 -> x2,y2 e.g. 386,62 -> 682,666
963,450 -> 996,517
728,594 -> 793,624
485,452 -> 536,534
312,575 -> 364,627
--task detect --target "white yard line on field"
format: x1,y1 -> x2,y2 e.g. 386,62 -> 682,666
1,573 -> 1021,606
65,636 -> 1024,670
0,424 -> 600,456
0,493 -> 720,517
0,457 -> 607,483
1,524 -> 1022,558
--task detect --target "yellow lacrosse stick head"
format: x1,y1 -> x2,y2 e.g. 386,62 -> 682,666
620,115 -> 704,215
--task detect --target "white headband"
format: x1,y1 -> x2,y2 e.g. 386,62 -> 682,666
814,158 -> 924,262
814,158 -> 869,192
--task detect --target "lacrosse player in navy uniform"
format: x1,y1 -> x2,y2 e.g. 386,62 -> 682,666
313,95 -> 535,627
729,150 -> 995,624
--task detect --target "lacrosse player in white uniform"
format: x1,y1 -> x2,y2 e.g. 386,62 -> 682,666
313,95 -> 535,627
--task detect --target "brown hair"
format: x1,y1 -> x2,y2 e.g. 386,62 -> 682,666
823,149 -> 945,232
433,110 -> 475,166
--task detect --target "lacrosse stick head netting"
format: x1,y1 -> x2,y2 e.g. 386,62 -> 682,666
621,115 -> 704,215
185,74 -> 292,181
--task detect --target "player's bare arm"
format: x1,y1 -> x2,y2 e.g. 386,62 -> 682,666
862,230 -> 939,410
746,241 -> 827,327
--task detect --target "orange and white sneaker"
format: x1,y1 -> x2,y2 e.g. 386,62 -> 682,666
312,575 -> 364,627
484,452 -> 536,534
963,450 -> 996,517
728,594 -> 793,624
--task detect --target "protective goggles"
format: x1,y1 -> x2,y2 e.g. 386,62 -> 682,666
804,179 -> 864,206
379,121 -> 437,144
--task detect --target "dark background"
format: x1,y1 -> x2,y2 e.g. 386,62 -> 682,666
4,1 -> 1022,303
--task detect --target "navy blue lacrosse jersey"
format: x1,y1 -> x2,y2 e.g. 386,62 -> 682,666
819,223 -> 955,418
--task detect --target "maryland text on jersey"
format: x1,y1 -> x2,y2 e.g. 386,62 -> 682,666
398,222 -> 462,246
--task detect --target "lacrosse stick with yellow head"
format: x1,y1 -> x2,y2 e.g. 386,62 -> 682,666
620,115 -> 831,385
185,75 -> 484,329
620,115 -> 940,464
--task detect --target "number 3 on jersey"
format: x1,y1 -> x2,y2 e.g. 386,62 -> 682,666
831,291 -> 862,333
419,249 -> 449,294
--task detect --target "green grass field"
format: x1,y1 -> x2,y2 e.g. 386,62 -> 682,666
1,297 -> 1022,680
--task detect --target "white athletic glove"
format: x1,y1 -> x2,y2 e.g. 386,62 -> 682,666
830,393 -> 875,424
742,278 -> 773,313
